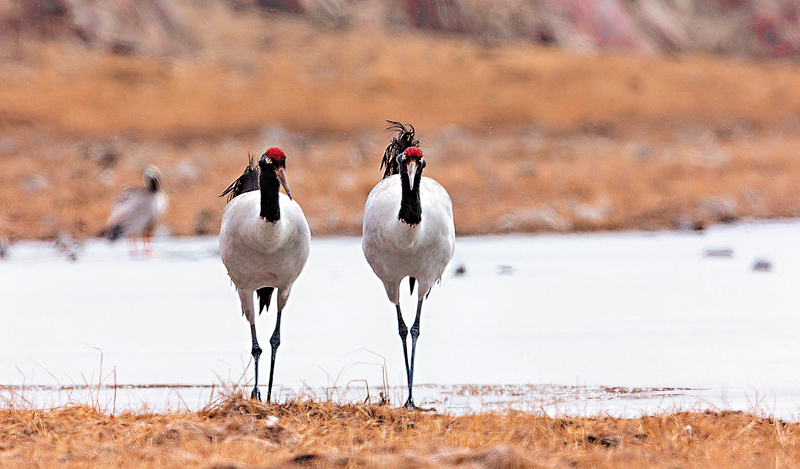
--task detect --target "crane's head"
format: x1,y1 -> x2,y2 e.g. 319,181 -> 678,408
259,147 -> 292,200
396,146 -> 426,188
142,165 -> 163,193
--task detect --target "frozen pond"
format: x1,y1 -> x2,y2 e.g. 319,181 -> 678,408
2,220 -> 800,418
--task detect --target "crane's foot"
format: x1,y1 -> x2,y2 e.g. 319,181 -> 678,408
403,397 -> 436,412
251,387 -> 262,401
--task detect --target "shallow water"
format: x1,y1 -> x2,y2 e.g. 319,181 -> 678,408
2,221 -> 800,417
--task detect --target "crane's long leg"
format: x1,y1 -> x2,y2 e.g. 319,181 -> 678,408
250,323 -> 262,401
405,298 -> 425,409
266,308 -> 283,403
239,289 -> 262,401
396,304 -> 412,398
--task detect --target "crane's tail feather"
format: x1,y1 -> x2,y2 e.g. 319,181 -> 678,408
381,120 -> 419,179
409,277 -> 416,295
257,287 -> 274,315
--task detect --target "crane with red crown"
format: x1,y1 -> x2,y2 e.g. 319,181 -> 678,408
362,121 -> 456,409
219,147 -> 311,402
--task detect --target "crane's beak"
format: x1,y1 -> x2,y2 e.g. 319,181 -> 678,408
275,167 -> 293,200
407,161 -> 417,188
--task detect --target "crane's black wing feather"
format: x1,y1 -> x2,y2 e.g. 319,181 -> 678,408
220,154 -> 260,202
381,121 -> 419,179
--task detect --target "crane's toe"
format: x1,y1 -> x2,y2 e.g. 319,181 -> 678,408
251,387 -> 262,401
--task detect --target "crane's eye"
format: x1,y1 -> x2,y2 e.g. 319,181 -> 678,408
267,158 -> 273,165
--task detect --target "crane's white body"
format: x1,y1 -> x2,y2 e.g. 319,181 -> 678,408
362,174 -> 455,304
106,187 -> 167,239
219,191 -> 310,318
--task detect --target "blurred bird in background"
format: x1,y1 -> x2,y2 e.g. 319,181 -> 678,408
102,165 -> 167,256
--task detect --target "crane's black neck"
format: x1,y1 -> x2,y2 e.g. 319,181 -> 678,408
398,165 -> 423,225
259,163 -> 281,223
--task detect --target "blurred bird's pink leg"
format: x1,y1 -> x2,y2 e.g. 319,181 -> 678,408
127,238 -> 138,257
143,236 -> 153,256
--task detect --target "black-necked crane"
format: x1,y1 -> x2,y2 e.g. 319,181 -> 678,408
362,121 -> 455,408
103,165 -> 167,255
219,148 -> 310,402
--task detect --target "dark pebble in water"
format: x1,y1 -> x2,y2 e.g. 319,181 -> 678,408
752,259 -> 772,272
498,265 -> 516,275
704,248 -> 734,258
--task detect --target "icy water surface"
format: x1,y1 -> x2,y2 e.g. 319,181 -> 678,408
2,220 -> 800,417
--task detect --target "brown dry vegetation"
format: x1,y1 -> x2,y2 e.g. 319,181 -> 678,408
1,393 -> 799,468
3,2 -> 800,241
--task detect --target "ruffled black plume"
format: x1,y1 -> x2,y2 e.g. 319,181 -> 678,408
220,154 -> 261,202
381,121 -> 420,179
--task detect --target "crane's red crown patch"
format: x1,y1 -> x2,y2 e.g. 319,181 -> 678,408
404,147 -> 423,159
264,147 -> 286,162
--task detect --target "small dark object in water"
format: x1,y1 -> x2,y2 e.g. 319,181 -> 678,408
587,435 -> 619,447
704,248 -> 734,258
752,259 -> 772,272
453,264 -> 467,277
692,220 -> 706,231
498,265 -> 516,275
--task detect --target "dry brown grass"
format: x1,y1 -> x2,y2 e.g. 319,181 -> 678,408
1,392 -> 799,468
3,3 -> 800,240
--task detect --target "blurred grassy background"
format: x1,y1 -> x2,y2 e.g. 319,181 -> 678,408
2,0 -> 800,240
